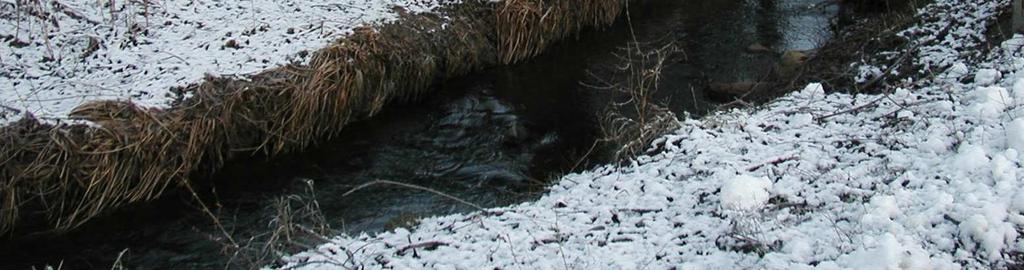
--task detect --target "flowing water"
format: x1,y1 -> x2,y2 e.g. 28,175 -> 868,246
1,0 -> 839,268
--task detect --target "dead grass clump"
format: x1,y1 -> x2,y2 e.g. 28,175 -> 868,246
0,101 -> 189,234
0,0 -> 627,236
496,0 -> 624,63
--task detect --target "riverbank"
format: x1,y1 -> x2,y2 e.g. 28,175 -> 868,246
1,0 -> 853,268
279,0 -> 1024,268
0,0 -> 626,235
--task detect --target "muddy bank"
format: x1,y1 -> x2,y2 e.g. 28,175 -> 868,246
0,0 -> 627,235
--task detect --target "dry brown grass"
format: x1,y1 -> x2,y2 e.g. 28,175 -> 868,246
0,0 -> 627,236
497,0 -> 623,63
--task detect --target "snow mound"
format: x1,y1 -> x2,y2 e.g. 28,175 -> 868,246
970,86 -> 1012,117
976,69 -> 1003,86
720,174 -> 773,211
1007,118 -> 1024,153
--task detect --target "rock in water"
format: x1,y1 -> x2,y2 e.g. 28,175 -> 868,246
780,50 -> 809,67
777,50 -> 809,77
746,43 -> 772,54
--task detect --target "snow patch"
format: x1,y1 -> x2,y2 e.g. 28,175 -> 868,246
975,69 -> 1002,86
0,0 -> 460,126
970,86 -> 1012,118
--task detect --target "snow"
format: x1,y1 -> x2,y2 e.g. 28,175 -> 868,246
854,63 -> 883,84
948,62 -> 971,79
720,174 -> 773,212
0,0 -> 458,125
1007,118 -> 1024,153
954,143 -> 991,171
977,68 -> 1003,86
971,85 -> 1013,118
275,0 -> 1024,269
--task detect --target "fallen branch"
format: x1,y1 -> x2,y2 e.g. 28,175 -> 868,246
814,94 -> 886,122
0,104 -> 23,114
746,155 -> 799,172
396,241 -> 449,256
51,0 -> 101,25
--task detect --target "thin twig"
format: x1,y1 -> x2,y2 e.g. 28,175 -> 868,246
814,94 -> 886,122
342,180 -> 484,211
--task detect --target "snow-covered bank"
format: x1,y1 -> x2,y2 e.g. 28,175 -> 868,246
0,0 -> 456,125
279,0 -> 1024,269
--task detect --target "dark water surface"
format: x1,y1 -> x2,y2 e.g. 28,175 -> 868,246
1,0 -> 837,268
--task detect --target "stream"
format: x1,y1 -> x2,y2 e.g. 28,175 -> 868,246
0,0 -> 838,268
